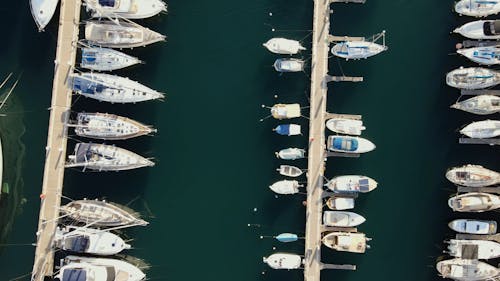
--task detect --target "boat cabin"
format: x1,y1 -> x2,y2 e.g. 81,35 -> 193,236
484,20 -> 500,36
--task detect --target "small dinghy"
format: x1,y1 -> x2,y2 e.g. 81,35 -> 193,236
66,143 -> 154,171
457,46 -> 500,65
273,58 -> 305,72
326,175 -> 378,193
56,255 -> 146,281
436,258 -> 499,281
327,135 -> 375,154
331,41 -> 387,60
277,165 -> 303,177
276,148 -> 306,160
448,192 -> 500,212
269,180 -> 302,195
455,0 -> 500,17
446,67 -> 500,89
326,118 -> 365,136
71,72 -> 164,104
85,20 -> 165,49
451,95 -> 500,115
274,233 -> 299,243
81,47 -> 142,71
322,211 -> 365,227
322,232 -> 371,253
263,253 -> 302,269
454,20 -> 500,39
448,219 -> 497,235
85,0 -> 167,19
460,120 -> 500,139
273,124 -> 301,136
446,239 -> 500,260
55,226 -> 131,255
30,0 -> 59,31
263,38 -> 306,55
61,199 -> 148,227
326,197 -> 355,210
271,104 -> 301,120
446,164 -> 500,187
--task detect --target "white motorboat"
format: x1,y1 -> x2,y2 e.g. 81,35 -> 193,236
263,38 -> 306,55
326,118 -> 366,136
276,148 -> 306,160
322,211 -> 365,227
322,232 -> 371,253
457,46 -> 500,65
448,192 -> 500,212
326,197 -> 355,210
448,219 -> 497,235
455,0 -> 500,17
331,41 -> 387,60
446,239 -> 500,260
85,20 -> 165,49
454,20 -> 500,39
269,180 -> 302,195
66,143 -> 154,171
436,258 -> 499,281
460,120 -> 500,139
56,256 -> 145,281
446,67 -> 500,89
327,135 -> 375,154
263,253 -> 302,270
73,112 -> 156,140
61,199 -> 148,227
81,47 -> 142,71
451,95 -> 500,115
85,0 -> 167,19
326,175 -> 378,193
71,72 -> 164,104
277,165 -> 303,177
271,104 -> 301,120
273,58 -> 305,72
446,164 -> 500,187
30,0 -> 59,31
55,226 -> 131,255
273,124 -> 301,136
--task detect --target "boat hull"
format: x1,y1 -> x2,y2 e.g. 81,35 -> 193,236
326,118 -> 365,135
460,120 -> 500,139
269,180 -> 300,195
326,197 -> 355,210
263,253 -> 302,269
81,47 -> 142,71
448,192 -> 500,212
451,95 -> 500,115
75,112 -> 155,140
30,0 -> 59,31
322,232 -> 369,253
327,135 -> 375,154
86,0 -> 167,19
454,20 -> 500,40
448,219 -> 497,235
263,38 -> 306,55
457,46 -> 500,65
446,164 -> 500,187
276,148 -> 305,160
326,175 -> 378,193
436,258 -> 499,281
455,0 -> 500,17
331,41 -> 387,60
322,211 -> 365,227
446,67 -> 500,90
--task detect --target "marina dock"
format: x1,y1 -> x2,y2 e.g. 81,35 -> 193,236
31,0 -> 81,280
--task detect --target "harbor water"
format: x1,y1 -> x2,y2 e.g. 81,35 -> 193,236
0,0 -> 498,280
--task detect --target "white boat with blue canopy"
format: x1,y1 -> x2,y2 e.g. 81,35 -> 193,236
451,95 -> 500,115
327,135 -> 375,154
446,67 -> 500,89
273,58 -> 304,72
55,226 -> 131,255
56,256 -> 146,281
30,0 -> 59,31
273,124 -> 301,136
454,20 -> 500,39
455,0 -> 500,17
81,47 -> 142,71
85,0 -> 167,19
457,46 -> 500,65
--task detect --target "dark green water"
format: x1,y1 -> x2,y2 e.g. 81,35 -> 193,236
0,0 -> 498,280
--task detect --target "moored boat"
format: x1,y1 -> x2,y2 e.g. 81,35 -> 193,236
327,135 -> 375,154
263,253 -> 302,269
454,20 -> 500,39
446,239 -> 500,259
448,192 -> 500,212
446,67 -> 500,89
326,118 -> 365,136
81,47 -> 142,71
263,38 -> 306,55
325,175 -> 378,193
30,0 -> 59,31
55,226 -> 131,255
85,0 -> 167,19
455,0 -> 500,17
326,197 -> 355,210
331,41 -> 387,60
269,180 -> 302,195
446,164 -> 500,187
457,46 -> 500,65
322,211 -> 365,227
451,95 -> 500,115
273,124 -> 301,136
271,104 -> 301,120
460,120 -> 500,139
322,232 -> 371,253
277,165 -> 303,177
276,148 -> 306,160
448,219 -> 497,235
436,258 -> 499,281
273,58 -> 305,72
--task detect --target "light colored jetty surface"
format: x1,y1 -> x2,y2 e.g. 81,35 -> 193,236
462,40 -> 500,48
459,137 -> 500,145
326,75 -> 364,82
457,186 -> 500,194
31,0 -> 81,280
456,233 -> 500,243
324,112 -> 362,120
328,35 -> 365,42
461,89 -> 500,96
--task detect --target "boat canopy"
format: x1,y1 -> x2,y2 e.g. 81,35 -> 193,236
484,20 -> 500,36
333,137 -> 358,151
72,77 -> 107,95
65,235 -> 90,252
99,0 -> 116,7
358,178 -> 370,192
82,50 -> 97,64
62,269 -> 87,281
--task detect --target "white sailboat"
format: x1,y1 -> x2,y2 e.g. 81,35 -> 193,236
448,192 -> 500,212
446,239 -> 500,260
276,148 -> 306,160
55,226 -> 131,255
327,135 -> 375,154
277,165 -> 303,177
322,211 -> 365,227
446,164 -> 500,187
457,46 -> 500,65
271,104 -> 301,120
30,0 -> 59,31
460,120 -> 500,139
85,0 -> 167,19
81,47 -> 142,71
448,219 -> 497,235
269,180 -> 302,195
326,118 -> 365,136
322,232 -> 371,253
451,95 -> 500,115
455,0 -> 500,17
446,67 -> 500,89
326,175 -> 378,193
436,258 -> 499,281
454,20 -> 500,39
56,256 -> 146,281
273,58 -> 305,72
263,38 -> 306,55
263,253 -> 302,269
331,41 -> 387,60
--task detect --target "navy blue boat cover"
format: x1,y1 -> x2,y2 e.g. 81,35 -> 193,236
73,77 -> 106,95
99,0 -> 115,7
68,236 -> 90,252
275,125 -> 290,135
332,137 -> 358,151
62,269 -> 86,281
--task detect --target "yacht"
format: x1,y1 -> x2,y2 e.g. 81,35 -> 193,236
451,95 -> 500,115
326,197 -> 355,210
269,180 -> 302,195
325,175 -> 378,193
327,135 -> 375,154
56,256 -> 145,281
322,232 -> 371,253
457,46 -> 500,65
271,104 -> 301,120
446,164 -> 500,187
71,72 -> 164,103
85,0 -> 166,19
448,192 -> 500,212
326,118 -> 365,136
273,58 -> 304,72
85,20 -> 165,48
460,120 -> 500,139
454,20 -> 500,39
323,211 -> 365,227
61,199 -> 148,227
276,148 -> 305,160
73,112 -> 156,140
263,253 -> 302,269
81,47 -> 142,71
263,38 -> 306,55
331,41 -> 387,60
455,0 -> 500,17
436,258 -> 499,281
277,165 -> 303,177
66,143 -> 154,171
446,67 -> 500,89
448,219 -> 497,235
446,239 -> 500,260
30,0 -> 59,31
273,124 -> 301,136
55,226 -> 131,255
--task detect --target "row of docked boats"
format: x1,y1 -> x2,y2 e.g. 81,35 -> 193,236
263,38 -> 306,72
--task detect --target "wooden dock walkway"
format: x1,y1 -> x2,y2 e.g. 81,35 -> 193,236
457,186 -> 500,194
455,233 -> 500,243
31,0 -> 81,280
459,137 -> 500,146
460,89 -> 500,96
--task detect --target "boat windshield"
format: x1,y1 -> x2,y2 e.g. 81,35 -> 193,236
358,179 -> 370,192
73,78 -> 107,95
65,235 -> 90,252
62,269 -> 87,281
99,0 -> 116,7
484,20 -> 500,36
